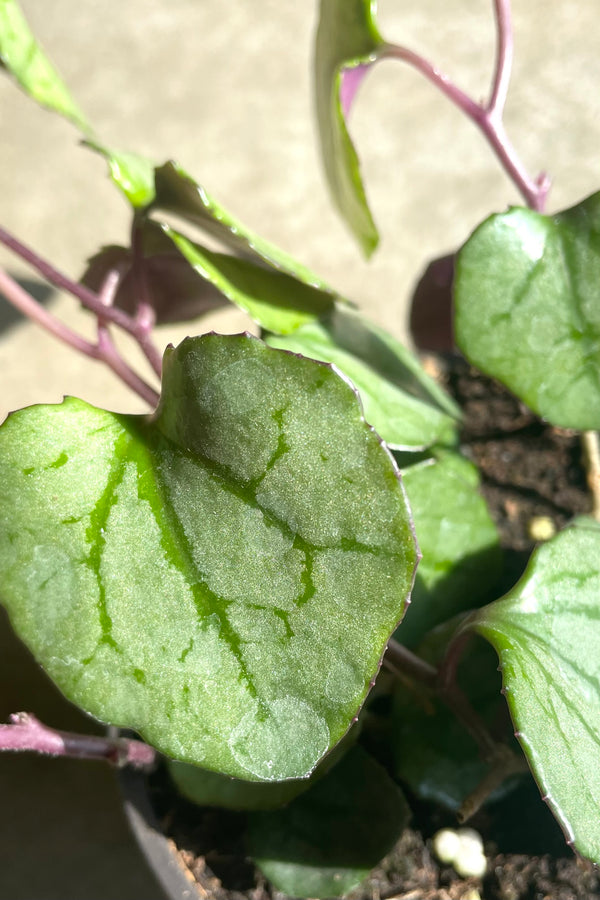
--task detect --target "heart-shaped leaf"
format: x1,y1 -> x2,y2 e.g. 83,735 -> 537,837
266,306 -> 460,449
247,746 -> 410,898
315,0 -> 384,255
471,518 -> 600,862
0,0 -> 91,132
455,194 -> 600,430
396,452 -> 501,648
0,334 -> 417,781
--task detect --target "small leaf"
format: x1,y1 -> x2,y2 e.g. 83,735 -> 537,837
315,0 -> 384,255
0,334 -> 417,781
81,223 -> 226,324
0,0 -> 91,132
168,759 -> 310,811
396,452 -> 501,648
471,518 -> 600,862
267,306 -> 460,449
152,161 -> 337,296
392,620 -> 516,811
162,226 -> 333,334
247,746 -> 410,898
455,194 -> 600,430
82,141 -> 156,208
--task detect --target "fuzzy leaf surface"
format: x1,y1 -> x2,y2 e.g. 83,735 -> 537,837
0,334 -> 417,781
315,0 -> 383,255
247,746 -> 410,898
472,519 -> 600,862
396,452 -> 501,648
267,307 -> 459,449
455,194 -> 600,429
0,0 -> 90,131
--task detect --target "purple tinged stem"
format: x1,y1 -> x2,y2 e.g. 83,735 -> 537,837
0,713 -> 156,769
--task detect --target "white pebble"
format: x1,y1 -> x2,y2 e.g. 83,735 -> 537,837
432,828 -> 461,864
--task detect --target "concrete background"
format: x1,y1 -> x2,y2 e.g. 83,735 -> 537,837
1,1 -> 600,897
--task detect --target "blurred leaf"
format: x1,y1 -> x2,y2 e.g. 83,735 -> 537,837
267,306 -> 460,449
0,0 -> 91,132
0,334 -> 417,781
472,518 -> 600,862
455,193 -> 600,430
315,0 -> 384,255
152,161 -> 338,295
392,619 -> 517,811
396,452 -> 501,648
81,222 -> 226,324
162,226 -> 334,334
247,746 -> 410,898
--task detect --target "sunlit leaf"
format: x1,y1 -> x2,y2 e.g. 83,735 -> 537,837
0,334 -> 417,781
0,0 -> 91,132
267,306 -> 459,449
455,194 -> 600,429
162,226 -> 333,334
247,746 -> 410,898
152,162 -> 338,295
472,518 -> 600,862
315,0 -> 384,255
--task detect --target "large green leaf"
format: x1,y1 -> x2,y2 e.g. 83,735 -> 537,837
396,452 -> 501,648
455,194 -> 600,430
471,518 -> 600,862
315,0 -> 384,255
247,746 -> 410,898
0,0 -> 91,132
161,226 -> 333,334
266,306 -> 460,449
0,334 -> 417,781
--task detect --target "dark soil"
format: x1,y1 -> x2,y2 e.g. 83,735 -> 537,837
148,356 -> 597,900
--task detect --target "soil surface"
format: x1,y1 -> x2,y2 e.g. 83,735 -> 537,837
150,356 -> 596,900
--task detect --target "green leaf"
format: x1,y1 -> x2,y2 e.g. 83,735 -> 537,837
471,518 -> 600,862
152,162 -> 338,296
168,759 -> 310,812
315,0 -> 384,255
392,620 -> 516,811
0,334 -> 417,781
266,306 -> 460,449
247,746 -> 410,898
162,226 -> 333,334
396,452 -> 501,648
167,726 -> 357,811
455,194 -> 600,430
0,0 -> 91,132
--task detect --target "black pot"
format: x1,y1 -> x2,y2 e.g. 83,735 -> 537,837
119,765 -> 202,900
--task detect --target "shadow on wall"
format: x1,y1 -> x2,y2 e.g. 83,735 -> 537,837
0,278 -> 54,334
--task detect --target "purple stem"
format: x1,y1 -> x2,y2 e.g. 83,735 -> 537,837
0,713 -> 156,769
0,264 -> 160,407
488,0 -> 513,118
0,225 -> 163,377
377,0 -> 549,213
